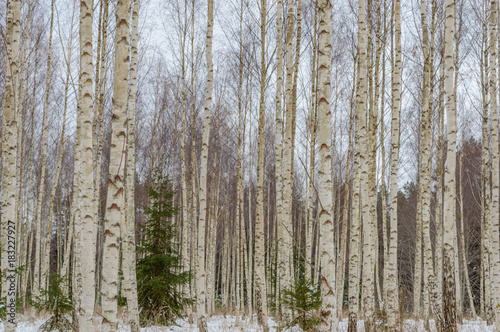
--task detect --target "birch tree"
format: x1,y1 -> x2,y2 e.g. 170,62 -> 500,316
490,0 -> 500,327
481,5 -> 492,319
102,0 -> 132,329
442,0 -> 458,329
122,0 -> 141,330
75,0 -> 96,329
255,0 -> 269,329
180,0 -> 191,299
306,2 -> 318,282
348,0 -> 367,328
386,0 -> 401,329
317,0 -> 336,330
196,0 -> 214,329
275,0 -> 285,314
279,1 -> 295,313
1,0 -> 22,330
419,0 -> 439,323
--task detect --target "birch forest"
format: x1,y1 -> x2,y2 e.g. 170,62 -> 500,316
1,0 -> 500,331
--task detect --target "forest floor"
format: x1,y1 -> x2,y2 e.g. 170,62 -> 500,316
0,315 -> 495,331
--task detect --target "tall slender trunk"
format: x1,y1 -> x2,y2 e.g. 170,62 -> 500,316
453,4 -> 463,318
306,0 -> 318,283
480,10 -> 492,319
317,0 -> 336,330
247,90 -> 254,319
442,0 -> 458,329
93,0 -> 104,145
207,144 -> 220,313
491,1 -> 500,327
1,0 -> 22,330
255,1 -> 269,329
236,1 -> 246,314
363,1 -> 378,325
93,0 -> 109,298
188,1 -> 198,319
122,1 -> 141,330
435,60 -> 446,321
242,69 -> 250,315
280,1 -> 295,318
196,1 -> 214,330
348,3 -> 366,328
386,0 -> 401,329
75,0 -> 96,328
102,0 -> 131,330
356,0 -> 374,328
348,63 -> 362,332
94,0 -> 109,217
275,0 -> 286,316
290,2 -> 302,280
419,0 -> 439,323
380,0 -> 388,310
180,0 -> 190,300
370,1 -> 383,310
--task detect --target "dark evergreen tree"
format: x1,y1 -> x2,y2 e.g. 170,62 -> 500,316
281,277 -> 321,331
30,275 -> 72,331
136,168 -> 193,326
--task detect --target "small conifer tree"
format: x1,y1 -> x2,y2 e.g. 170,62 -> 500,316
136,168 -> 193,326
30,274 -> 72,331
281,277 -> 321,331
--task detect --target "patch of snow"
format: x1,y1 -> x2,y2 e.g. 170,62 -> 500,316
0,315 -> 495,331
0,320 -> 44,332
334,317 -> 495,332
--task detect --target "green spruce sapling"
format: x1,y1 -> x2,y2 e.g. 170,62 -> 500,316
281,277 -> 321,331
136,168 -> 193,326
30,274 -> 72,331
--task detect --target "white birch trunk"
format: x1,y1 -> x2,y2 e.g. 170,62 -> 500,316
307,4 -> 318,282
1,0 -> 21,330
255,1 -> 269,329
437,70 -> 446,322
122,1 -> 140,329
196,1 -> 214,329
102,0 -> 131,329
317,1 -> 336,329
236,1 -> 246,314
489,1 -> 500,327
275,0 -> 286,316
207,147 -> 220,313
442,0 -> 458,329
76,0 -> 96,328
279,1 -> 295,318
188,1 -> 198,321
418,0 -> 439,323
363,2 -> 377,326
386,0 -> 401,329
481,15 -> 492,318
93,4 -> 109,299
180,0 -> 190,299
357,0 -> 374,328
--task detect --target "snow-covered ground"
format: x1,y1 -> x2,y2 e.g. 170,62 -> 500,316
0,315 -> 495,331
0,320 -> 46,332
